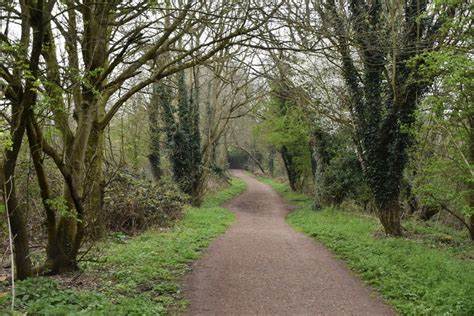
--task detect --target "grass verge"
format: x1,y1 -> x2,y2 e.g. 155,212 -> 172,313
0,178 -> 246,315
259,177 -> 474,316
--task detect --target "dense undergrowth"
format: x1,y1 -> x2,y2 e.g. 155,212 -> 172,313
0,178 -> 245,315
260,177 -> 474,315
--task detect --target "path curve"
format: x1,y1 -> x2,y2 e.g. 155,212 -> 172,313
184,170 -> 394,315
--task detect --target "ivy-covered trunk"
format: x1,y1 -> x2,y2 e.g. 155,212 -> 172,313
378,198 -> 403,236
321,0 -> 447,236
163,70 -> 204,206
309,128 -> 330,210
280,146 -> 300,191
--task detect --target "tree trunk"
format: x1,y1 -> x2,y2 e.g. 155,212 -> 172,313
50,102 -> 95,273
0,0 -> 49,279
168,69 -> 204,206
468,117 -> 474,240
53,182 -> 82,273
309,137 -> 321,209
268,148 -> 275,177
400,177 -> 420,216
378,198 -> 403,236
309,128 -> 330,209
26,116 -> 60,268
468,215 -> 474,241
2,122 -> 32,279
2,95 -> 36,280
189,67 -> 203,206
85,125 -> 105,239
280,145 -> 300,191
148,82 -> 163,181
28,112 -> 86,274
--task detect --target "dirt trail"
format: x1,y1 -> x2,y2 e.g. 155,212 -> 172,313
183,170 -> 394,315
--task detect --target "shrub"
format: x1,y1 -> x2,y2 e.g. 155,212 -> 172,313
315,131 -> 371,208
104,171 -> 187,233
319,152 -> 369,206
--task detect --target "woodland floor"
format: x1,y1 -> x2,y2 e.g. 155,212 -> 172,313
184,170 -> 394,315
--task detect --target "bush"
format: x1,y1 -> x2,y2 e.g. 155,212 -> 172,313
315,131 -> 371,208
319,152 -> 369,205
104,171 -> 187,233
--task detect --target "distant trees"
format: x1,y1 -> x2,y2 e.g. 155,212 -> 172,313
147,45 -> 262,204
258,57 -> 311,191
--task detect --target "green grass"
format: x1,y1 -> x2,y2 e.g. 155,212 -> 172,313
0,178 -> 246,315
260,177 -> 474,316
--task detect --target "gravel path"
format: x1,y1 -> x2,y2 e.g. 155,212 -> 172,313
183,170 -> 395,315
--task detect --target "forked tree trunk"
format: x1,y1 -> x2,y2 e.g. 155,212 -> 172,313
26,116 -> 59,268
27,111 -> 86,274
48,100 -> 95,273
